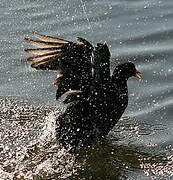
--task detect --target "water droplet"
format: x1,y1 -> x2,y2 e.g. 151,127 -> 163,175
109,5 -> 112,10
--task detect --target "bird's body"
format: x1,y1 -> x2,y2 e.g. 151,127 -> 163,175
56,81 -> 128,150
25,33 -> 141,151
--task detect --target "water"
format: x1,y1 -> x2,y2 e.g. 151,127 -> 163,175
0,0 -> 173,179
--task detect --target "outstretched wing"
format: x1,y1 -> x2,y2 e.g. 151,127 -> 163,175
62,42 -> 111,104
25,32 -> 94,99
92,42 -> 111,85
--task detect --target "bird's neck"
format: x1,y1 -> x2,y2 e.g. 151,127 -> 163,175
111,78 -> 128,111
112,77 -> 128,92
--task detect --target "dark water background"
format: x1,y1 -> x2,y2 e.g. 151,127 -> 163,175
1,0 -> 173,179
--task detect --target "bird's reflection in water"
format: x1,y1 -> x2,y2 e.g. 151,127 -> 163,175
73,140 -> 141,180
72,140 -> 173,180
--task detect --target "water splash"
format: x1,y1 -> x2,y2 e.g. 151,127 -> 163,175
0,98 -> 77,179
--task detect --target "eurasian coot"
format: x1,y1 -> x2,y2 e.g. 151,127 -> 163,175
25,33 -> 141,151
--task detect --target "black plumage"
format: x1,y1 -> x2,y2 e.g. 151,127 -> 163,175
25,33 -> 141,151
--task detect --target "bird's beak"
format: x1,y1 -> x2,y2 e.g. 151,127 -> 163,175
134,70 -> 142,79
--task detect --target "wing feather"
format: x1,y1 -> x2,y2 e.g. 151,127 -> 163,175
25,33 -> 94,100
27,53 -> 62,63
25,48 -> 61,55
92,43 -> 111,84
33,32 -> 70,44
76,37 -> 93,48
25,38 -> 64,48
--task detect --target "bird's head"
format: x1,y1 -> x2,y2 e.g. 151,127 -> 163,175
112,62 -> 141,82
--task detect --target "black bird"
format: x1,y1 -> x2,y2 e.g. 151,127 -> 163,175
25,33 -> 141,151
